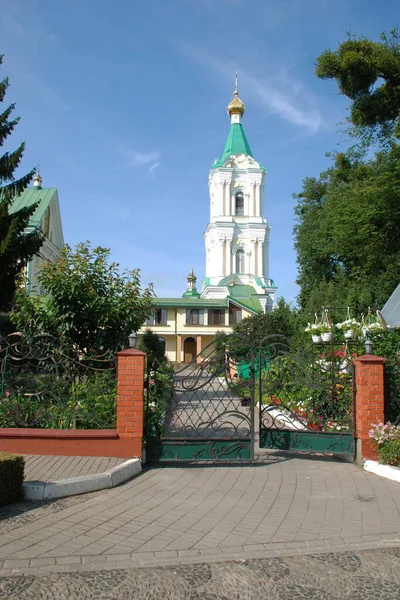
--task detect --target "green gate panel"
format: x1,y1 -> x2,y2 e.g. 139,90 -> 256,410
147,437 -> 252,462
260,429 -> 354,455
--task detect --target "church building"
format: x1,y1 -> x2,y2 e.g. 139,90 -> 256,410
9,170 -> 65,295
139,79 -> 277,362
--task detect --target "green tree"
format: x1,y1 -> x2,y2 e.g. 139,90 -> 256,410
233,298 -> 299,344
294,146 -> 400,315
0,55 -> 44,310
315,30 -> 400,144
11,242 -> 155,355
139,329 -> 166,366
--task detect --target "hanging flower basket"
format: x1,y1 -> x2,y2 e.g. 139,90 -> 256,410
344,329 -> 354,339
321,332 -> 332,342
311,334 -> 322,343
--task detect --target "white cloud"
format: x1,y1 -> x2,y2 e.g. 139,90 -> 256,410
172,40 -> 322,134
118,149 -> 161,173
148,161 -> 160,174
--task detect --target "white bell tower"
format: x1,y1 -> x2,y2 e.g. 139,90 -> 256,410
202,75 -> 276,311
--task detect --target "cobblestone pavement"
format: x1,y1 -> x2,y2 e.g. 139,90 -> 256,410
24,455 -> 125,483
0,457 -> 400,578
1,547 -> 400,598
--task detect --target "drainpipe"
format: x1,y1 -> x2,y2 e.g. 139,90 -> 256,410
175,308 -> 178,362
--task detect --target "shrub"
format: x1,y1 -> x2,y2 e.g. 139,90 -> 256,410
369,421 -> 400,466
378,439 -> 400,466
0,452 -> 25,506
0,371 -> 117,429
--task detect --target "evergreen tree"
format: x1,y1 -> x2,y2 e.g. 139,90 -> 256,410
0,54 -> 44,311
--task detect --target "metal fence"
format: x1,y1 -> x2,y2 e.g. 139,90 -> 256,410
0,332 -> 116,429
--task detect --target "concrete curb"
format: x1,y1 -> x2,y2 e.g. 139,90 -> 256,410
364,459 -> 400,483
23,458 -> 142,501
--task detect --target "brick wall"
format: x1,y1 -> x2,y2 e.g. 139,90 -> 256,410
353,355 -> 386,461
0,349 -> 146,459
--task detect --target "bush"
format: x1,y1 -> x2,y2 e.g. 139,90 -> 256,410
0,371 -> 117,429
0,452 -> 25,506
378,439 -> 400,466
369,421 -> 400,466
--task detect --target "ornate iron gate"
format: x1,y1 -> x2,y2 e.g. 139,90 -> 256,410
258,336 -> 355,458
145,337 -> 255,462
145,334 -> 355,462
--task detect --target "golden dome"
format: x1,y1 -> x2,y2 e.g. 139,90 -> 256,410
187,268 -> 196,283
227,91 -> 245,116
227,73 -> 245,116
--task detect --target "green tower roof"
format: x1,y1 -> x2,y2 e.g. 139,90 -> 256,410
212,123 -> 253,168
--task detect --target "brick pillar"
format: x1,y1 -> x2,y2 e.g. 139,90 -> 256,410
117,348 -> 146,459
353,355 -> 386,461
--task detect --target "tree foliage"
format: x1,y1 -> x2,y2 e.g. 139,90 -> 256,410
315,30 -> 400,143
139,329 -> 166,366
294,145 -> 400,316
233,298 -> 299,343
0,54 -> 44,310
11,242 -> 155,355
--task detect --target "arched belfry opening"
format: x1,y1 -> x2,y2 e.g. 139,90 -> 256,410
235,191 -> 244,216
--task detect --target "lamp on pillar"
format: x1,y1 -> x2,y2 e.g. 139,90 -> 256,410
128,331 -> 138,349
364,335 -> 373,355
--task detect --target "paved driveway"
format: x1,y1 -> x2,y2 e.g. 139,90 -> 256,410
1,453 -> 400,577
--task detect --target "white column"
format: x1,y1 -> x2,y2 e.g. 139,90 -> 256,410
225,239 -> 231,276
250,241 -> 256,275
257,241 -> 264,277
251,185 -> 256,217
216,241 -> 224,278
222,183 -> 227,216
255,184 -> 261,216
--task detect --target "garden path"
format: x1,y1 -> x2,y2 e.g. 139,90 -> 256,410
163,366 -> 251,438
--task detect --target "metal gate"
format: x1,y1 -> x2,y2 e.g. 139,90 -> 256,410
258,335 -> 355,458
145,334 -> 355,462
145,337 -> 255,461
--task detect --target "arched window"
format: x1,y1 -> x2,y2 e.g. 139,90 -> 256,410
236,248 -> 245,274
235,191 -> 244,216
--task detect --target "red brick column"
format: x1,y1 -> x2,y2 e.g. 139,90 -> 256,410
117,348 -> 146,460
353,355 -> 386,461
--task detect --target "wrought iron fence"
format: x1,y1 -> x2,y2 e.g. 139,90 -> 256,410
0,332 -> 116,429
258,336 -> 355,434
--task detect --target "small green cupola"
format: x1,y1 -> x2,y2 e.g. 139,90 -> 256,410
182,268 -> 201,298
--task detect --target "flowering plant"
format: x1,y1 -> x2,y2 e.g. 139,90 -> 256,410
363,322 -> 385,332
336,318 -> 361,332
369,421 -> 400,466
369,421 -> 400,445
305,323 -> 319,333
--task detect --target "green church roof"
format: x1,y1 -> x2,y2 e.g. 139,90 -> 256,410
9,187 -> 57,229
228,285 -> 262,313
212,123 -> 253,168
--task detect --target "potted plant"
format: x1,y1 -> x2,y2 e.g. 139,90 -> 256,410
318,323 -> 332,342
336,318 -> 361,339
305,323 -> 321,343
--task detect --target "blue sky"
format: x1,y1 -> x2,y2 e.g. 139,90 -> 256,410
1,0 -> 399,303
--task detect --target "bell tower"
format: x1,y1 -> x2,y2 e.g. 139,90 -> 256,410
202,75 -> 276,311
